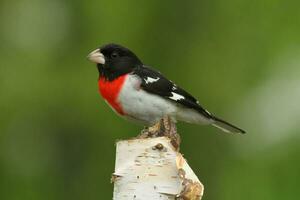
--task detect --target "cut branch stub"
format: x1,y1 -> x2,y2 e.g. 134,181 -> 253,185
113,116 -> 203,200
113,137 -> 203,200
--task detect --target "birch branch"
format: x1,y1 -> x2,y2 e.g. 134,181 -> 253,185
112,117 -> 204,200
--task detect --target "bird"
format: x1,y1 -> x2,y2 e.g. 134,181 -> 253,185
87,43 -> 245,134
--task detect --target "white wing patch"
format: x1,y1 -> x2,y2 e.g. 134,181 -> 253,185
169,92 -> 185,101
144,77 -> 160,84
205,109 -> 211,115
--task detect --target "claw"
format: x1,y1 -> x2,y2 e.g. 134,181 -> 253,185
148,120 -> 163,136
137,116 -> 180,150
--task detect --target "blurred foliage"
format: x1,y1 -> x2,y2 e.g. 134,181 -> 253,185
0,0 -> 300,199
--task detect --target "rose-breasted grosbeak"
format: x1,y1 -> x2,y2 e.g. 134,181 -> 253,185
88,44 -> 245,134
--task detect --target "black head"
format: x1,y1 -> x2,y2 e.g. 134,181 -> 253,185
88,43 -> 143,80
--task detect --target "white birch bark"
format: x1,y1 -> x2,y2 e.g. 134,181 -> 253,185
112,136 -> 204,200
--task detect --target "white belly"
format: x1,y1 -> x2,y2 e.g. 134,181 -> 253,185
117,75 -> 211,125
117,75 -> 177,124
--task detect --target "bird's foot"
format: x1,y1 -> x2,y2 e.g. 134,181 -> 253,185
139,126 -> 150,138
161,116 -> 180,150
148,119 -> 165,137
138,116 -> 180,150
138,119 -> 165,138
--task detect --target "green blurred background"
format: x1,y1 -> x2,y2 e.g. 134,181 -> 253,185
1,0 -> 299,199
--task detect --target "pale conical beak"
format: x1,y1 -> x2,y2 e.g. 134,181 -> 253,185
87,49 -> 105,64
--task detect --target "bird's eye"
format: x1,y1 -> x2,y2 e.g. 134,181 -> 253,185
111,52 -> 119,58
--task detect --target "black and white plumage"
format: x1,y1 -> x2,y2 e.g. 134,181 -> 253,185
88,43 -> 246,134
133,66 -> 212,118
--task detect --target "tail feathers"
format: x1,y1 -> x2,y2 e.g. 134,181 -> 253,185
211,116 -> 246,134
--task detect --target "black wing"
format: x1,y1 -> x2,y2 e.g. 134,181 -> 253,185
133,66 -> 212,118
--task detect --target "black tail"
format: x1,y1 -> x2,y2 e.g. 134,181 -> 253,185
211,116 -> 246,134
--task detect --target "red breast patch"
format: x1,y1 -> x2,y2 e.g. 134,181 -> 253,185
98,74 -> 127,115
